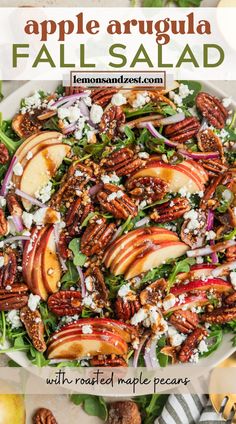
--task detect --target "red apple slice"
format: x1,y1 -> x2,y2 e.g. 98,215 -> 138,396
47,330 -> 128,359
22,226 -> 47,292
41,225 -> 61,294
170,278 -> 232,296
31,226 -> 51,300
163,294 -> 209,314
19,143 -> 71,210
176,264 -> 217,282
125,241 -> 188,279
181,160 -> 208,185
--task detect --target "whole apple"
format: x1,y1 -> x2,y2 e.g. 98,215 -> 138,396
0,394 -> 25,424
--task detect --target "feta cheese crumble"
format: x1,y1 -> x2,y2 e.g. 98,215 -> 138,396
111,92 -> 127,106
0,257 -> 4,268
13,162 -> 23,176
90,104 -> 103,124
35,181 -> 53,203
230,271 -> 236,289
7,310 -> 22,329
28,293 -> 41,311
82,325 -> 93,334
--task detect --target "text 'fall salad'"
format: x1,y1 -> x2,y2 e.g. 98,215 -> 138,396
0,81 -> 236,367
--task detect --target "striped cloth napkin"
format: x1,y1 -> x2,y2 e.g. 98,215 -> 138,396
155,394 -> 226,424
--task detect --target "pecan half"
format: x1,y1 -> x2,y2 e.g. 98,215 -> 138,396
90,355 -> 127,367
33,408 -> 58,424
97,184 -> 138,219
6,193 -> 23,217
164,117 -> 200,143
103,148 -> 144,176
201,306 -> 236,324
140,279 -> 167,305
180,209 -> 207,249
20,306 -> 46,352
150,197 -> 190,223
81,216 -> 116,256
0,209 -> 8,236
0,283 -> 28,295
200,172 -> 233,210
84,267 -> 109,304
99,106 -> 126,139
197,128 -> 224,160
12,110 -> 42,138
178,328 -> 208,363
64,86 -> 85,95
91,87 -> 118,107
196,92 -> 228,129
0,292 -> 28,311
48,291 -> 82,316
107,401 -> 141,424
201,159 -> 229,177
0,144 -> 9,164
169,310 -> 199,334
115,297 -> 141,322
65,198 -> 94,236
126,176 -> 168,202
225,292 -> 236,305
226,245 -> 236,262
58,231 -> 71,259
0,250 -> 17,288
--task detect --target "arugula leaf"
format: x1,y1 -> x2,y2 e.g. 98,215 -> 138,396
28,347 -> 50,367
61,261 -> 79,285
141,263 -> 171,284
135,394 -> 168,424
39,302 -> 57,337
224,228 -> 236,241
70,395 -> 108,421
81,212 -> 97,228
166,257 -> 195,292
69,238 -> 87,267
200,328 -> 223,358
42,117 -> 59,131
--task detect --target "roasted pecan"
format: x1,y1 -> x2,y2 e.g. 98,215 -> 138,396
81,216 -> 116,256
225,292 -> 236,305
201,306 -> 236,324
180,209 -> 207,249
0,292 -> 28,311
0,144 -> 9,164
140,279 -> 167,305
58,231 -> 71,259
169,310 -> 199,334
226,245 -> 236,262
0,283 -> 28,295
196,92 -> 228,129
0,250 -> 17,288
6,193 -> 23,217
91,87 -> 118,107
33,408 -> 58,424
50,162 -> 92,210
48,291 -> 82,316
164,117 -> 200,143
115,297 -> 141,322
99,106 -> 126,139
201,159 -> 229,177
20,306 -> 46,352
90,355 -> 127,367
103,148 -> 144,176
0,209 -> 8,236
64,86 -> 85,95
107,401 -> 141,424
178,328 -> 208,363
126,176 -> 168,202
12,110 -> 42,138
197,129 -> 224,159
84,267 -> 109,303
200,172 -> 233,210
97,184 -> 138,219
65,198 -> 94,236
150,197 -> 190,223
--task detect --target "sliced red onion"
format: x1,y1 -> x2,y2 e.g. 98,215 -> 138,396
134,217 -> 150,228
145,122 -> 180,148
110,225 -> 123,243
76,266 -> 86,298
187,239 -> 236,258
200,118 -> 208,131
210,242 -> 218,264
133,335 -> 149,368
51,93 -> 88,108
62,123 -> 77,135
206,209 -> 214,231
15,189 -> 46,208
12,215 -> 24,233
2,235 -> 30,244
178,149 -> 219,160
144,338 -> 160,368
78,100 -> 90,118
157,112 -> 185,126
0,156 -> 17,196
53,224 -> 68,272
89,183 -> 103,197
212,261 -> 236,277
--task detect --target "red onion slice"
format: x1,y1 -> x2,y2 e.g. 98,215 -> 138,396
212,261 -> 236,277
157,112 -> 185,126
76,266 -> 86,298
62,123 -> 77,135
145,122 -> 181,148
51,93 -> 88,108
12,215 -> 24,233
0,156 -> 17,196
206,209 -> 214,231
110,225 -> 123,243
15,189 -> 46,208
144,337 -> 160,368
2,235 -> 30,244
89,183 -> 103,197
187,239 -> 236,258
178,149 -> 219,160
134,217 -> 150,228
133,335 -> 149,368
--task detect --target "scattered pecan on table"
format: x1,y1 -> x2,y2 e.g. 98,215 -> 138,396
103,147 -> 144,176
33,408 -> 58,424
0,144 -> 9,164
107,401 -> 141,424
169,310 -> 199,334
196,92 -> 228,129
178,328 -> 208,363
150,197 -> 190,223
99,106 -> 126,139
81,216 -> 116,256
164,117 -> 200,143
20,306 -> 46,352
48,291 -> 82,316
126,176 -> 168,202
97,183 -> 138,219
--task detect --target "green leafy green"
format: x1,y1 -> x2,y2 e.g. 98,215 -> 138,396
0,117 -> 22,155
135,394 -> 168,424
69,238 -> 87,267
166,257 -> 195,292
42,116 -> 59,131
179,81 -> 202,107
224,228 -> 236,241
216,185 -> 234,213
199,328 -> 223,358
70,394 -> 108,421
61,260 -> 79,285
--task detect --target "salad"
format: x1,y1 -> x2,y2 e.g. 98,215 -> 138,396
0,81 -> 236,368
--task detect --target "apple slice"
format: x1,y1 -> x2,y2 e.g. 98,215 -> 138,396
15,131 -> 62,161
103,227 -> 178,268
110,231 -> 179,274
170,278 -> 232,296
52,318 -> 137,343
31,229 -> 50,300
125,241 -> 188,280
181,160 -> 208,185
163,294 -> 209,314
47,330 -> 128,360
127,161 -> 203,194
19,143 -> 71,210
176,264 -> 217,283
22,226 -> 47,292
41,226 -> 61,294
